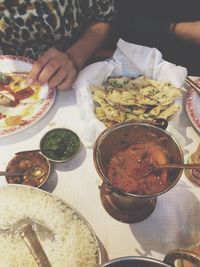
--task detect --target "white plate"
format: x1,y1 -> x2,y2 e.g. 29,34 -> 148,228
0,55 -> 56,137
0,185 -> 101,266
186,77 -> 200,132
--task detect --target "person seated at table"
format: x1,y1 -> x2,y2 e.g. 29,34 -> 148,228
115,0 -> 200,76
0,0 -> 116,90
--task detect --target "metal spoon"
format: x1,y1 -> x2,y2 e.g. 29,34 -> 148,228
15,148 -> 58,155
1,166 -> 46,180
19,223 -> 52,267
140,163 -> 200,178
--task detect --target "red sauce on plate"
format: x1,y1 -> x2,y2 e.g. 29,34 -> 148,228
15,87 -> 34,100
107,143 -> 169,195
0,84 -> 10,90
0,74 -> 35,106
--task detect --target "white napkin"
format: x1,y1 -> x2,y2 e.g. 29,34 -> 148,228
74,39 -> 187,147
112,39 -> 187,87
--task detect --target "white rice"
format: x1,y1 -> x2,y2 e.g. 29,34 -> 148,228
0,185 -> 100,267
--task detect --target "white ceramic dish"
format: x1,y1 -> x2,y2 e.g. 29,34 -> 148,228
0,55 -> 56,137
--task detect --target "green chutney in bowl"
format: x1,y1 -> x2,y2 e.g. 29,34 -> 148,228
40,128 -> 81,162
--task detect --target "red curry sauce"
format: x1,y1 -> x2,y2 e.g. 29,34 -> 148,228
0,75 -> 35,107
107,143 -> 169,195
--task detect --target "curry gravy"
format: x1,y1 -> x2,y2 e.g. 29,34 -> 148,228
107,143 -> 169,195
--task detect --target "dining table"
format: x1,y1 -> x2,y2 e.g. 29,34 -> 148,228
0,84 -> 199,264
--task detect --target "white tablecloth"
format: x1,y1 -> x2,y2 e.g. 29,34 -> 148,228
0,89 -> 199,263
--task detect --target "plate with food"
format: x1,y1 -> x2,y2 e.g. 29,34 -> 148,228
90,76 -> 182,127
0,185 -> 101,267
0,55 -> 56,137
185,77 -> 200,133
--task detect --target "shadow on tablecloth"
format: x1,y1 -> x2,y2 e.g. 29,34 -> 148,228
40,167 -> 58,193
52,143 -> 87,172
129,181 -> 200,257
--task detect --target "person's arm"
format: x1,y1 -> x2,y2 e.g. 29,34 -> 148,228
66,21 -> 111,72
27,21 -> 111,90
171,21 -> 200,46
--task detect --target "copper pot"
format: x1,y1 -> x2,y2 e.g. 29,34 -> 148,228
93,121 -> 183,223
99,248 -> 200,266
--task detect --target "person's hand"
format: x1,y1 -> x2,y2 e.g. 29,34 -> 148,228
27,48 -> 79,90
171,21 -> 200,46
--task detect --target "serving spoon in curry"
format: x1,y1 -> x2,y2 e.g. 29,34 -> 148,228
139,162 -> 200,178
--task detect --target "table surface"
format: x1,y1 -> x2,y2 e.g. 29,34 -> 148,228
0,89 -> 199,264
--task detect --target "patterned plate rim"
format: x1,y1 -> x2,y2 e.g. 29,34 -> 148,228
0,55 -> 56,137
186,78 -> 200,132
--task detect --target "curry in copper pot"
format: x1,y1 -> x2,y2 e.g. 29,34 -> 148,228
107,142 -> 169,195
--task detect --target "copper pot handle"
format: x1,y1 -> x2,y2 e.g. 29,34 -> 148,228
164,248 -> 200,266
98,182 -> 113,195
132,118 -> 168,130
152,118 -> 168,130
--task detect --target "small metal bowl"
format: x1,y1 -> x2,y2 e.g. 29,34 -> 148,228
39,128 -> 81,163
5,151 -> 50,188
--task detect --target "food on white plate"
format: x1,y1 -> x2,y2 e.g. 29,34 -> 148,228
90,76 -> 182,127
0,73 -> 41,107
0,72 -> 45,127
0,90 -> 15,106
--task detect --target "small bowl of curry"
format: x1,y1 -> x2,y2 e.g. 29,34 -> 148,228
6,151 -> 50,188
40,128 -> 81,163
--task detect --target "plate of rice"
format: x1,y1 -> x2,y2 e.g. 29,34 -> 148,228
0,185 -> 101,267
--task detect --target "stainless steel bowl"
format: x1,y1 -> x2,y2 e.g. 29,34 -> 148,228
6,151 -> 50,188
40,128 -> 81,163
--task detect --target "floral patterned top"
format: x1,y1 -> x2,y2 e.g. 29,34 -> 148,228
0,0 -> 116,59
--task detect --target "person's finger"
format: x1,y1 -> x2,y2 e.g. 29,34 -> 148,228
48,67 -> 68,89
57,70 -> 77,91
37,57 -> 61,85
27,48 -> 57,85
